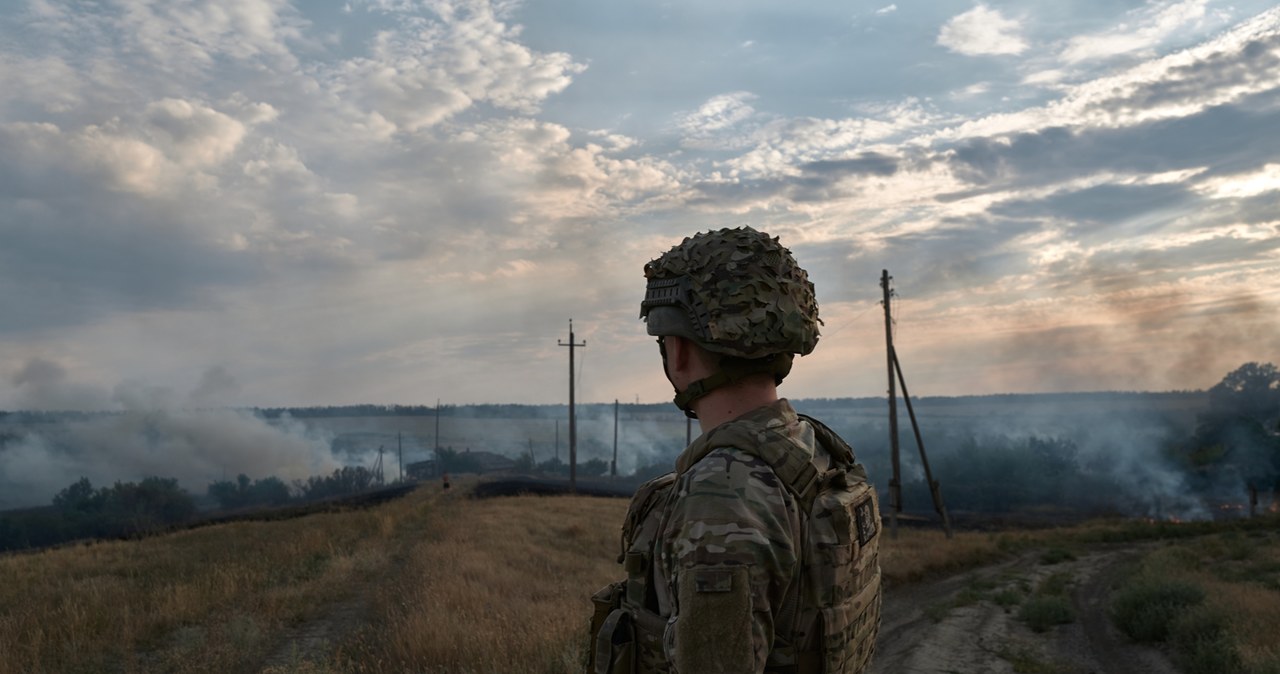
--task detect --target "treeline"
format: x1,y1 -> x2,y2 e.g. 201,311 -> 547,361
252,402 -> 676,420
0,466 -> 391,553
0,477 -> 196,552
856,362 -> 1280,518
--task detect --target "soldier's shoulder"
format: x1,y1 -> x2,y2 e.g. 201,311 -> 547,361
681,445 -> 785,496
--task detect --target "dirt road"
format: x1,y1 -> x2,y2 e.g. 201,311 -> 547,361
870,545 -> 1179,674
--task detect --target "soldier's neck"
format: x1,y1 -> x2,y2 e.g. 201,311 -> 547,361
693,383 -> 779,435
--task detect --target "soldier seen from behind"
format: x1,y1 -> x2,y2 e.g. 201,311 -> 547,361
589,226 -> 883,673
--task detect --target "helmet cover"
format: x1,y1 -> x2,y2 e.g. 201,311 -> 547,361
640,226 -> 821,358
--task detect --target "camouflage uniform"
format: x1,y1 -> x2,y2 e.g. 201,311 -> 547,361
589,226 -> 880,673
591,400 -> 881,673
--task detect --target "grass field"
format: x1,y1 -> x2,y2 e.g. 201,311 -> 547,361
2,477 -> 1277,673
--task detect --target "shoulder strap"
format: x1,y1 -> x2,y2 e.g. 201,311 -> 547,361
619,472 -> 676,563
678,421 -> 823,512
797,414 -> 855,465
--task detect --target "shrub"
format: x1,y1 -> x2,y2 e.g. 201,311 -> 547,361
1020,595 -> 1074,633
1170,606 -> 1242,674
1110,579 -> 1205,642
1039,546 -> 1076,565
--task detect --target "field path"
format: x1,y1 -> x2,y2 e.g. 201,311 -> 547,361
870,545 -> 1178,674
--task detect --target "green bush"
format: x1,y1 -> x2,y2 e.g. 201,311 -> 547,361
1169,606 -> 1242,674
993,588 -> 1023,609
1110,579 -> 1205,642
1019,595 -> 1074,633
1038,571 -> 1073,597
1039,546 -> 1076,565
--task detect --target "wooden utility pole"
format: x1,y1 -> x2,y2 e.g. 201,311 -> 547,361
882,269 -> 953,539
893,350 -> 954,538
559,319 -> 586,492
882,270 -> 902,539
434,398 -> 440,453
398,432 -> 403,483
612,399 -> 619,478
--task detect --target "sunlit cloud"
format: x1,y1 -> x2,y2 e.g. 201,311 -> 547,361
937,5 -> 1028,56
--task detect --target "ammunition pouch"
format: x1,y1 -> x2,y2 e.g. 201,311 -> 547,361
589,582 -> 626,672
589,580 -> 671,674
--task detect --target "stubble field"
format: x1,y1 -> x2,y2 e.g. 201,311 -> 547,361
2,477 -> 1277,674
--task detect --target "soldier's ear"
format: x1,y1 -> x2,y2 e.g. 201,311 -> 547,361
666,336 -> 717,385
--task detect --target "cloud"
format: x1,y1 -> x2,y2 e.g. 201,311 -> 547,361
678,91 -> 760,146
875,5 -> 898,16
936,8 -> 1280,141
1061,0 -> 1210,63
1194,163 -> 1280,199
329,0 -> 586,132
937,5 -> 1028,56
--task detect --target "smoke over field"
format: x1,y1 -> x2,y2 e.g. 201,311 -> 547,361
2,373 -> 1275,522
0,408 -> 338,509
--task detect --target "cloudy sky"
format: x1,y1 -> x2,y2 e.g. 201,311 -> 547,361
2,0 -> 1279,410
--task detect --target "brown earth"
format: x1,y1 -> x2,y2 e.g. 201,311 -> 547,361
871,545 -> 1178,674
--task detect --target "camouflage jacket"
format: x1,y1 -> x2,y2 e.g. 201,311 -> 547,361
658,399 -> 819,672
591,398 -> 881,674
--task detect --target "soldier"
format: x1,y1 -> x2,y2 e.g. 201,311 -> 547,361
589,226 -> 882,673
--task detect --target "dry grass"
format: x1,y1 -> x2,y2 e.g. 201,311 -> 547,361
879,528 -> 1007,584
341,493 -> 627,674
1112,528 -> 1280,673
5,475 -> 1276,674
0,482 -> 443,674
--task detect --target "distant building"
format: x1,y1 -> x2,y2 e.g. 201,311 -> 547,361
405,449 -> 515,478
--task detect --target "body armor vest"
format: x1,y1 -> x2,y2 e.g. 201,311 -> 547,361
589,414 -> 882,674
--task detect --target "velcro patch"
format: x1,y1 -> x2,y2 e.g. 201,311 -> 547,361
692,568 -> 735,593
854,497 -> 878,546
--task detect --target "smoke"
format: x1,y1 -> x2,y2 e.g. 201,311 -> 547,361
0,360 -> 338,509
10,357 -> 112,412
819,393 -> 1263,522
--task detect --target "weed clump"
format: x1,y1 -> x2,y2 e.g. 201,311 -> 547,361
1110,579 -> 1204,642
1039,547 -> 1076,565
1020,595 -> 1074,633
1171,606 -> 1243,674
1018,569 -> 1075,632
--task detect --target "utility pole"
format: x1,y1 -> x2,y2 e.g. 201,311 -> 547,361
893,350 -> 954,538
376,445 -> 385,486
612,398 -> 619,478
559,319 -> 586,492
555,419 -> 560,461
882,269 -> 953,539
434,398 -> 440,452
882,270 -> 901,539
398,432 -> 403,483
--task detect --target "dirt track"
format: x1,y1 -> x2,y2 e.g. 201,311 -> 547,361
870,545 -> 1178,674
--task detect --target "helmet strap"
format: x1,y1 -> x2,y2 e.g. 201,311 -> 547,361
671,353 -> 794,419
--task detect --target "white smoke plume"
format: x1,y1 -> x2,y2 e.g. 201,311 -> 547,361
0,360 -> 338,508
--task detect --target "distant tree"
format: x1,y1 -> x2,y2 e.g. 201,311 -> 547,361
208,474 -> 293,509
1208,362 -> 1280,424
512,452 -> 535,474
538,456 -> 568,475
579,458 -> 609,477
53,477 -> 100,513
298,466 -> 376,500
1178,362 -> 1280,492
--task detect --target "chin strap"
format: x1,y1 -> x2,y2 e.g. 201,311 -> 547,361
670,353 -> 794,419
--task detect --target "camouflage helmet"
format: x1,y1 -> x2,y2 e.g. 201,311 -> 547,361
640,226 -> 821,359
